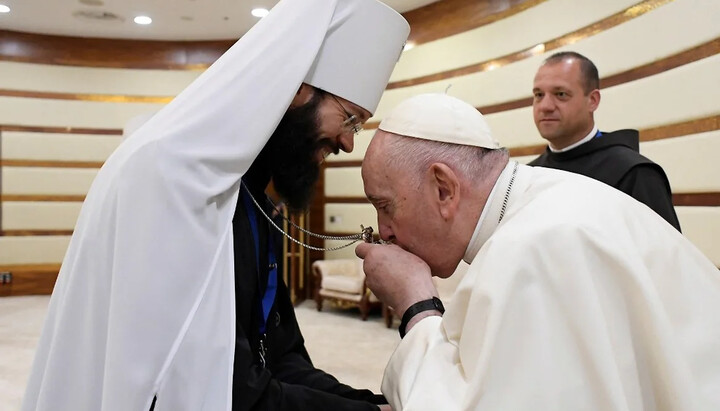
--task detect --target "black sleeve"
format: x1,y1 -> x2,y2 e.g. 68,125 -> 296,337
231,319 -> 382,411
616,164 -> 682,232
272,349 -> 387,404
272,351 -> 385,410
230,269 -> 385,411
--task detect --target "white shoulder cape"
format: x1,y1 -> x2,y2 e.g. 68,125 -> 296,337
23,1 -> 342,410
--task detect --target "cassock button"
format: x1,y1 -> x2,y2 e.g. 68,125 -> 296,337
275,312 -> 281,327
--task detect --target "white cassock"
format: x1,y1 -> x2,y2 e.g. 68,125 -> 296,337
383,163 -> 720,411
22,1 -> 408,410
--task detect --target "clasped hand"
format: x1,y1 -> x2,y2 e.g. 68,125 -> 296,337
355,242 -> 438,318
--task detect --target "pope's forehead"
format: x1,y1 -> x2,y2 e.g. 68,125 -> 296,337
360,151 -> 378,180
363,129 -> 387,159
362,133 -> 392,178
369,129 -> 395,150
362,132 -> 390,166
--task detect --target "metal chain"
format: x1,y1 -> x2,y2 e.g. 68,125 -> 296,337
241,183 -> 368,252
498,162 -> 518,224
269,202 -> 364,241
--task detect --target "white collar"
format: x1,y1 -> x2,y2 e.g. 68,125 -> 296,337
549,125 -> 598,153
463,161 -> 518,263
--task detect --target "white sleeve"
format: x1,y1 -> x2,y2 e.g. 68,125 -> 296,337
382,243 -> 617,410
380,221 -> 717,410
382,316 -> 467,410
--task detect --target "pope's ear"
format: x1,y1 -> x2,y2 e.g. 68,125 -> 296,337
289,83 -> 315,108
428,163 -> 460,219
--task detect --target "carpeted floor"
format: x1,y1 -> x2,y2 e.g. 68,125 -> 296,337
0,295 -> 398,411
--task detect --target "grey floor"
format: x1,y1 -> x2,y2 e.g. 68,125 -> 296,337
0,296 -> 398,411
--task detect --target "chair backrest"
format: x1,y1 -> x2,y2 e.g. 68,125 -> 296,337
313,258 -> 366,294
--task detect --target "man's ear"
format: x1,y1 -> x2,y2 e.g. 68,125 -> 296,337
588,89 -> 601,112
428,163 -> 460,220
290,83 -> 314,108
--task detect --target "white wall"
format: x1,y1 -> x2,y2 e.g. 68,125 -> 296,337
1,0 -> 718,268
322,0 -> 720,265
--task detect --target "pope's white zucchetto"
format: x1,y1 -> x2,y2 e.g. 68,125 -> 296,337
378,93 -> 501,149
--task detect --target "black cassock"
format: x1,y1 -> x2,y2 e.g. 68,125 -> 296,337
529,129 -> 681,232
229,160 -> 386,411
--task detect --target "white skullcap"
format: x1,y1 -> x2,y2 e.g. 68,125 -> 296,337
378,93 -> 500,149
304,0 -> 409,114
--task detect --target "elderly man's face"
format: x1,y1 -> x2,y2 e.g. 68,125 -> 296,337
362,132 -> 457,277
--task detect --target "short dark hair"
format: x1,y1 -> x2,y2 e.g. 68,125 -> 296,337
543,51 -> 599,94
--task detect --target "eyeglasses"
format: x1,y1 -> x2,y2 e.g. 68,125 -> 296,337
329,94 -> 363,135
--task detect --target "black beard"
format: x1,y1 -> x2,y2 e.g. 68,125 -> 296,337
264,92 -> 329,212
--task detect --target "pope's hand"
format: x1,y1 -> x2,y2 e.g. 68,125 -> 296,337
355,242 -> 438,318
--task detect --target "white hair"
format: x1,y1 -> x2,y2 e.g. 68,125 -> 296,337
382,134 -> 508,188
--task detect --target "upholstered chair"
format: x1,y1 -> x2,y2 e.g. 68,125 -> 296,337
312,258 -> 381,321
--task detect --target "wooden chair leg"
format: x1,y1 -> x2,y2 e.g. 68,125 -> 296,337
359,298 -> 369,321
383,304 -> 394,328
315,294 -> 323,312
313,269 -> 323,311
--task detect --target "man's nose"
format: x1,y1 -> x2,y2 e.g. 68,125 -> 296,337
536,96 -> 555,112
378,224 -> 395,243
338,132 -> 355,153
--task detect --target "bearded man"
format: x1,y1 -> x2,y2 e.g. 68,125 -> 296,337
22,1 -> 409,410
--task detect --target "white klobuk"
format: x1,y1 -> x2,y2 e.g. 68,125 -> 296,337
22,1 -> 408,410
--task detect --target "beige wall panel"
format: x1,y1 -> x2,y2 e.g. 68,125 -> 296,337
564,0 -> 720,76
508,133 -> 720,193
326,130 -> 374,163
0,61 -> 198,95
641,132 -> 720,193
392,0 -> 638,82
0,236 -> 70,265
485,55 -> 720,148
322,239 -> 361,261
2,202 -> 82,230
375,0 -> 720,122
484,106 -> 541,148
324,203 -> 377,233
597,55 -> 720,131
677,206 -> 720,267
324,167 -> 365,198
0,98 -> 165,128
374,56 -> 545,123
2,167 -> 97,195
2,132 -> 122,161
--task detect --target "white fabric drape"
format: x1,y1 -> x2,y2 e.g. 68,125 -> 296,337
383,164 -> 720,411
23,1 -> 339,410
